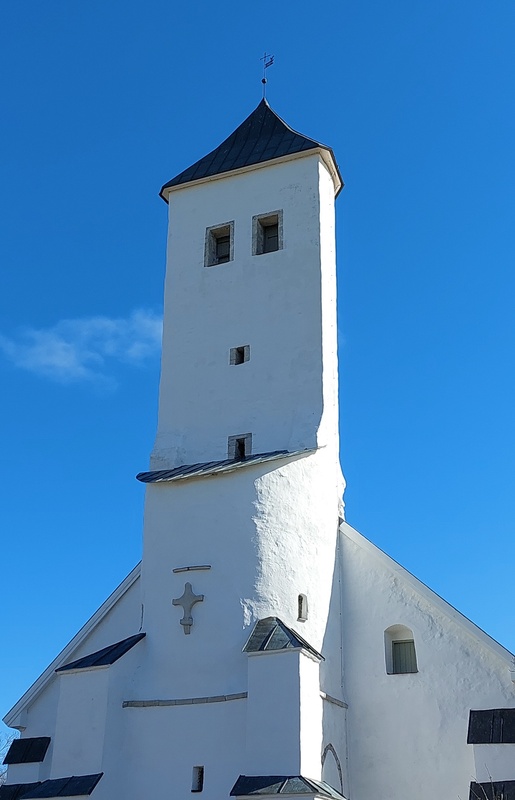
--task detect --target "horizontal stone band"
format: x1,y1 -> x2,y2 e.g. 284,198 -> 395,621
122,692 -> 247,708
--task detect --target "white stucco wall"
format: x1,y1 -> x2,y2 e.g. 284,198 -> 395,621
152,152 -> 342,469
473,744 -> 515,782
246,650 -> 303,775
51,668 -> 109,777
339,522 -> 515,800
139,448 -> 342,702
92,679 -> 247,800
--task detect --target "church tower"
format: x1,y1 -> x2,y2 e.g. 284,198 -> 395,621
6,96 -> 515,800
135,98 -> 347,798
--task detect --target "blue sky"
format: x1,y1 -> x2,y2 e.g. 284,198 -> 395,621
2,1 -> 515,733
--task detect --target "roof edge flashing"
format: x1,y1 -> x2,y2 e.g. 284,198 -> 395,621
3,564 -> 142,728
137,448 -> 316,485
246,646 -> 322,663
160,148 -> 342,202
56,663 -> 111,676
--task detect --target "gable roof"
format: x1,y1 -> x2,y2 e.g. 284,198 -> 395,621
230,776 -> 344,799
160,99 -> 342,200
340,521 -> 515,667
243,617 -> 323,661
3,563 -> 141,729
3,738 -> 50,765
55,633 -> 145,673
137,449 -> 315,484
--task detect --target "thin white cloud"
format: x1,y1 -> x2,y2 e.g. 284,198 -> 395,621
0,310 -> 162,384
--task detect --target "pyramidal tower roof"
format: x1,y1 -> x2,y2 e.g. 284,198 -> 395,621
160,98 -> 342,200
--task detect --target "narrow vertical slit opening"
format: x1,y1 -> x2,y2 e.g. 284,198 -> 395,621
192,766 -> 204,793
298,594 -> 308,622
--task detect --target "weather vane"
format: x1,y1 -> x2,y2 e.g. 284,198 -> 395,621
261,52 -> 275,98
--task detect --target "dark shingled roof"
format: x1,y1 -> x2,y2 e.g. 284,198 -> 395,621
468,708 -> 515,743
160,99 -> 341,199
20,774 -> 103,798
0,784 -> 41,800
3,738 -> 50,765
137,449 -> 315,484
230,776 -> 345,799
243,617 -> 323,661
55,633 -> 145,673
470,781 -> 515,800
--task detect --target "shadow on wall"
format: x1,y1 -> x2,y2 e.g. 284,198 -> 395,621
320,530 -> 347,797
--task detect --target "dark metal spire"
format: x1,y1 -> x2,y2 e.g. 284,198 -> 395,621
160,99 -> 341,200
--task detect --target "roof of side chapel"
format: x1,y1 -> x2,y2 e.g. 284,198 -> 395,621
160,98 -> 342,199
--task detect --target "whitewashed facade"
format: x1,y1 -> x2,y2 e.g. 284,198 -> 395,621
3,100 -> 515,800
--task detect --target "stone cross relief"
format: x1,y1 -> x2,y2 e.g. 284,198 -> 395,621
172,582 -> 204,634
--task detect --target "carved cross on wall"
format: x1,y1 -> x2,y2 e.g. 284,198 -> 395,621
172,582 -> 204,634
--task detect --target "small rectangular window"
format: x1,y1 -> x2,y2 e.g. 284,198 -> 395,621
253,211 -> 283,255
392,640 -> 417,674
205,222 -> 234,267
228,433 -> 252,460
192,766 -> 204,792
230,345 -> 250,365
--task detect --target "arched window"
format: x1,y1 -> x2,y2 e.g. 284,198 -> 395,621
384,625 -> 418,674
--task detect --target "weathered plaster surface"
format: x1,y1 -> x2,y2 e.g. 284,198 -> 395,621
339,522 -> 515,800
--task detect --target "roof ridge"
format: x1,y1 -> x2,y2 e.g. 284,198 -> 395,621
340,521 -> 514,665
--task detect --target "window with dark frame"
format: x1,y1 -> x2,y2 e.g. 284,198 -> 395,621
205,222 -> 234,267
253,211 -> 282,256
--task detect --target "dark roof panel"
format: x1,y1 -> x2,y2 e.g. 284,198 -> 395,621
0,784 -> 41,800
21,774 -> 102,798
55,633 -> 145,673
243,617 -> 323,661
3,738 -> 50,765
230,776 -> 345,799
137,449 -> 315,484
470,781 -> 515,800
160,99 -> 341,198
468,708 -> 515,743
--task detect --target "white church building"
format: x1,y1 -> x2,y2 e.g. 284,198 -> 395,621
3,99 -> 515,800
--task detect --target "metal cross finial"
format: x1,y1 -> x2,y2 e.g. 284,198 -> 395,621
172,582 -> 204,634
260,52 -> 275,98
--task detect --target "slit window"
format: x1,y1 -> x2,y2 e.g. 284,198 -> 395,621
230,345 -> 250,365
253,211 -> 283,255
205,222 -> 234,267
192,766 -> 204,792
297,594 -> 308,622
228,433 -> 252,460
